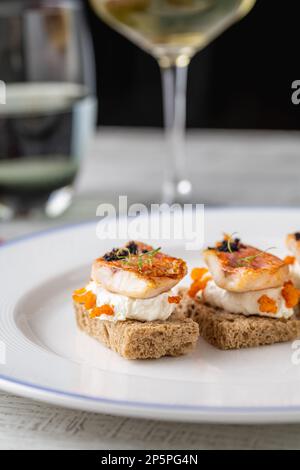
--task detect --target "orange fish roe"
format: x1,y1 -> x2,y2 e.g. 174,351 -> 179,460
72,289 -> 96,310
90,304 -> 114,318
72,287 -> 87,304
282,281 -> 300,308
83,291 -> 97,309
73,287 -> 86,295
168,295 -> 182,304
190,267 -> 209,281
73,295 -> 82,304
283,256 -> 296,266
188,276 -> 212,298
258,295 -> 278,314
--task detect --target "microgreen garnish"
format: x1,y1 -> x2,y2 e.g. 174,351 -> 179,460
216,232 -> 241,253
144,247 -> 161,264
116,247 -> 130,259
236,247 -> 276,267
137,256 -> 143,271
121,246 -> 161,271
111,247 -> 132,265
226,232 -> 239,254
104,243 -> 162,271
135,247 -> 161,271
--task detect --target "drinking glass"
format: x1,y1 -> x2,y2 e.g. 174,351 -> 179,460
0,0 -> 97,219
90,0 -> 255,203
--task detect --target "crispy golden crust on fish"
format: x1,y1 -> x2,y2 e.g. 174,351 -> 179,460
96,242 -> 186,278
91,241 -> 187,299
203,244 -> 289,293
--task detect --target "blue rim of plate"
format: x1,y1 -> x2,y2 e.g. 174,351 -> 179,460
2,211 -> 300,416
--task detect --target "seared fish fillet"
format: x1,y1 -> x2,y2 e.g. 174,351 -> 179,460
91,241 -> 187,299
203,238 -> 289,293
286,233 -> 300,262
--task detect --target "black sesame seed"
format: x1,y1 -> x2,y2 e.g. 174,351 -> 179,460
217,238 -> 242,253
103,244 -> 139,262
103,247 -> 127,261
126,241 -> 138,255
118,249 -> 129,258
103,248 -> 119,261
103,253 -> 115,261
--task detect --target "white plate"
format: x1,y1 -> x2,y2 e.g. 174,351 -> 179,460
2,208 -> 300,424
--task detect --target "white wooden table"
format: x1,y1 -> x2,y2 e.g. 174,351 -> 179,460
1,128 -> 300,450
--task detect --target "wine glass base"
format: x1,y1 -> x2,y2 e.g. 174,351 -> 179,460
0,202 -> 15,221
45,186 -> 74,218
162,179 -> 193,204
0,186 -> 74,221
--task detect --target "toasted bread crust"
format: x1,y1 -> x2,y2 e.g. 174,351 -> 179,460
177,288 -> 300,350
74,301 -> 199,359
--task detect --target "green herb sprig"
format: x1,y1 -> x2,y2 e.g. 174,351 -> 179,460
236,247 -> 276,267
226,232 -> 239,253
121,246 -> 162,271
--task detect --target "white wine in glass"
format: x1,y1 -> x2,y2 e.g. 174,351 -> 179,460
90,0 -> 256,202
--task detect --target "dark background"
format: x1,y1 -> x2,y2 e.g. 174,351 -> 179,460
84,0 -> 300,129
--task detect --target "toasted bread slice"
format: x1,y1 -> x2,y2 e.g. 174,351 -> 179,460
203,243 -> 288,293
177,288 -> 300,350
74,300 -> 199,359
91,241 -> 187,299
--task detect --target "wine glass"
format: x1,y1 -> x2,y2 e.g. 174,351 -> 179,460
90,0 -> 256,203
0,0 -> 97,220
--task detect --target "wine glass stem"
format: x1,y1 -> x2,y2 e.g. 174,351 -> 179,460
160,57 -> 192,204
